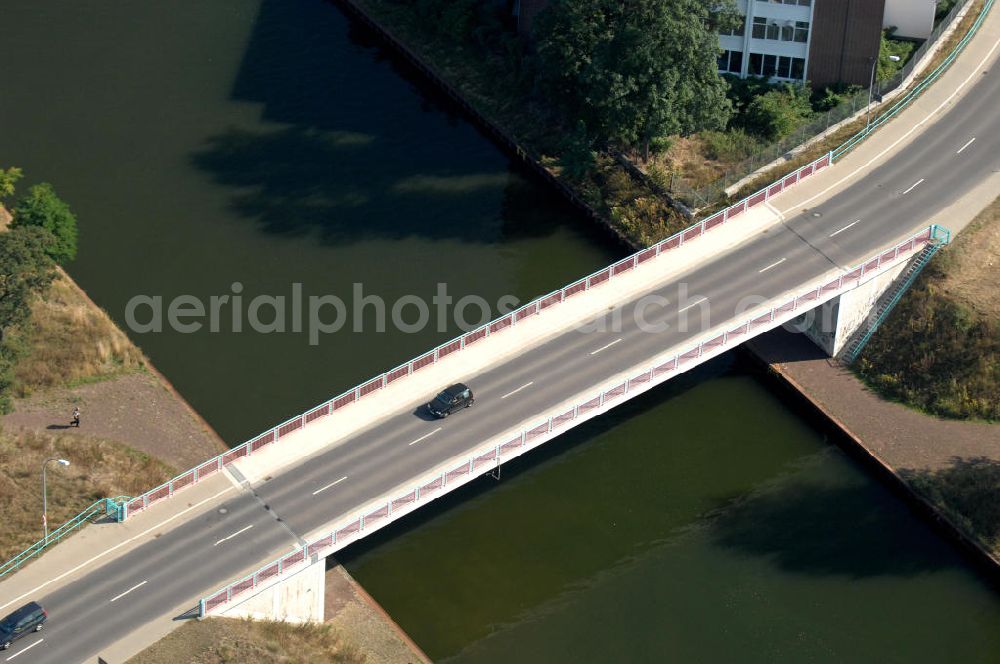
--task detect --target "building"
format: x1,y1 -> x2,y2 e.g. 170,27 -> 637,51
719,0 -> 937,88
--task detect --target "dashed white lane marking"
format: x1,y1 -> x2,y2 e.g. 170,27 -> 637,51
408,428 -> 442,446
213,524 -> 254,546
589,338 -> 623,355
956,137 -> 976,154
830,220 -> 861,237
501,382 -> 534,399
312,476 -> 348,496
901,178 -> 925,195
758,257 -> 787,273
0,484 -> 236,614
5,639 -> 42,660
677,297 -> 708,314
109,580 -> 148,603
783,36 -> 1000,215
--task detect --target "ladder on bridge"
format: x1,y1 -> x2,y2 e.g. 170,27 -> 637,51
840,240 -> 945,365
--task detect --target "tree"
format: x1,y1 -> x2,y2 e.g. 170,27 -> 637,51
0,167 -> 22,202
535,0 -> 735,159
0,227 -> 55,339
742,84 -> 814,140
12,183 -> 78,264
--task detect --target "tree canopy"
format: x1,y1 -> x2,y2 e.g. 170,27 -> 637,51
0,167 -> 22,202
12,182 -> 78,264
535,0 -> 735,156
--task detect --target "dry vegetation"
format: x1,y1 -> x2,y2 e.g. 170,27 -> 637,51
857,195 -> 1000,421
10,270 -> 144,397
128,618 -> 366,664
0,427 -> 176,561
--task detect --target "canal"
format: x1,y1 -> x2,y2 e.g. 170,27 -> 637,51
1,0 -> 998,661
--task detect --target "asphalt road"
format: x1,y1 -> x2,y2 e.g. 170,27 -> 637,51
9,57 -> 999,664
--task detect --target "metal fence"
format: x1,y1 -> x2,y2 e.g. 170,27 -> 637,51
121,150 -> 833,521
200,223 -> 943,617
672,0 -> 984,207
0,497 -> 127,579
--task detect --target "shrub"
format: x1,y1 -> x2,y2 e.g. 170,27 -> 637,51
13,183 -> 79,264
742,84 -> 814,140
701,129 -> 759,162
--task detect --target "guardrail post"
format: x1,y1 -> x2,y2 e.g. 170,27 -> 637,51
199,598 -> 206,618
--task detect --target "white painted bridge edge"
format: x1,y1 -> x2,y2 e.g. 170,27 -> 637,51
201,224 -> 940,616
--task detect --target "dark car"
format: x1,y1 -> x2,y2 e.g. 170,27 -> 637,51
426,383 -> 474,418
0,601 -> 46,650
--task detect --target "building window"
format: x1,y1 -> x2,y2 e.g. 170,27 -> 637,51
721,16 -> 746,37
718,49 -> 744,74
748,52 -> 805,79
752,16 -> 780,40
794,20 -> 809,42
756,0 -> 810,6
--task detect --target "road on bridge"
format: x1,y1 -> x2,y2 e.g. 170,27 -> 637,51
6,35 -> 1000,664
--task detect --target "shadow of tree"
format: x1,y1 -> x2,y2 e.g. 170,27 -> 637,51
901,457 -> 1000,554
709,473 -> 958,579
190,0 -> 592,246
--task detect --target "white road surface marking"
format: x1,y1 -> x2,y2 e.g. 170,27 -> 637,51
109,580 -> 148,603
0,484 -> 237,614
5,639 -> 43,661
758,258 -> 787,273
677,297 -> 708,314
901,178 -> 925,195
829,220 -> 861,237
408,428 -> 442,446
501,382 -> 534,399
213,524 -> 254,546
956,137 -> 976,154
589,338 -> 623,355
312,476 -> 348,496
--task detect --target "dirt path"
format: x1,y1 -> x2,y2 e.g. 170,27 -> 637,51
749,329 -> 999,471
2,371 -> 227,472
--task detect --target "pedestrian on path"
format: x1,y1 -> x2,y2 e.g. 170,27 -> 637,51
71,406 -> 80,428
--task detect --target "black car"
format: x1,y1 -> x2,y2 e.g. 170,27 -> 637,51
0,601 -> 46,650
426,383 -> 474,418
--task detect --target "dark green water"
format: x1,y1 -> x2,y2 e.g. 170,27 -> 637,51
1,1 -> 998,661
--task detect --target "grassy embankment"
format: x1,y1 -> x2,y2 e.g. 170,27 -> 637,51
857,195 -> 1000,555
127,618 -> 365,664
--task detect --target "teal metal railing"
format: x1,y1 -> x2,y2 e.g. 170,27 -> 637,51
832,0 -> 995,162
0,496 -> 129,579
842,225 -> 951,364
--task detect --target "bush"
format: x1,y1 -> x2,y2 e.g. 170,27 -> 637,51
13,183 -> 78,264
811,82 -> 863,113
701,129 -> 759,162
742,84 -> 814,140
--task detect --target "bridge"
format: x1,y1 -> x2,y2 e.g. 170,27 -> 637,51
1,7 -> 999,662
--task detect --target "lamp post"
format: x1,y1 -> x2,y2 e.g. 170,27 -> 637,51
42,458 -> 70,544
867,55 -> 901,131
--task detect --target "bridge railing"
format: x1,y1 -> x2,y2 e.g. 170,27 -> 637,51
0,497 -> 127,579
123,151 -> 833,520
199,224 -> 943,617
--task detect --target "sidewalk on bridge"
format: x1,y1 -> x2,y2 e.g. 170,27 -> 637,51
0,473 -> 236,615
768,2 -> 1000,228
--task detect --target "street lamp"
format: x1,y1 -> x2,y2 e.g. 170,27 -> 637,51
42,458 -> 70,544
867,55 -> 901,131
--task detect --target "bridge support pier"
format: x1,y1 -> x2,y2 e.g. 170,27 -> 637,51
218,557 -> 325,624
800,260 -> 910,357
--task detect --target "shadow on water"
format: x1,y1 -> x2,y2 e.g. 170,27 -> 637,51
708,477 -> 958,579
191,0 -> 605,246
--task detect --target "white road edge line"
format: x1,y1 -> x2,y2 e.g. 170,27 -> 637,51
677,297 -> 708,314
408,427 -> 442,446
5,639 -> 43,661
589,338 -> 623,355
0,484 -> 237,614
758,257 -> 787,273
784,35 -> 1000,215
312,476 -> 348,496
829,220 -> 861,237
501,382 -> 534,399
109,580 -> 148,603
901,178 -> 925,195
956,137 -> 976,154
213,524 -> 254,546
